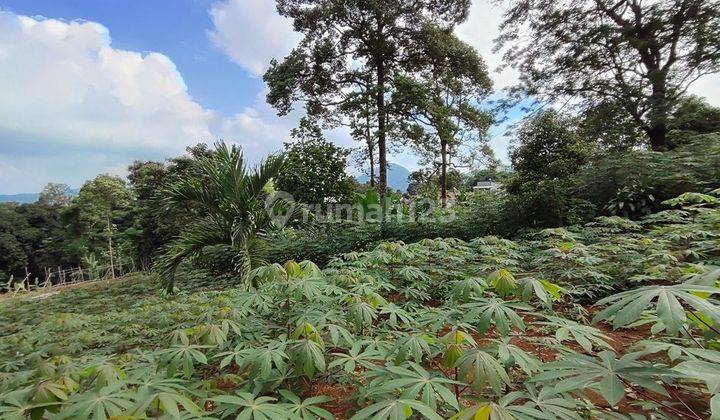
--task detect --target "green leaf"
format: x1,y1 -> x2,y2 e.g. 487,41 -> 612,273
674,360 -> 720,394
593,284 -> 720,335
598,374 -> 625,407
451,402 -> 514,420
488,269 -> 518,298
462,298 -> 530,336
455,348 -> 511,395
350,398 -> 442,420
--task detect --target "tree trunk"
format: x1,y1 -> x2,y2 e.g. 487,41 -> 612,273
440,137 -> 448,208
376,67 -> 387,197
647,70 -> 669,150
374,13 -> 387,198
365,111 -> 375,188
647,124 -> 668,151
106,213 -> 115,280
369,147 -> 375,188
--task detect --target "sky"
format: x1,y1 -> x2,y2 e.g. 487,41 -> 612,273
0,0 -> 718,194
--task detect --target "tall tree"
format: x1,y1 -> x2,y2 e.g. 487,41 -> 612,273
496,0 -> 720,150
509,111 -> 592,186
70,175 -> 133,273
407,168 -> 462,198
668,95 -> 720,138
0,204 -> 32,282
394,26 -> 493,206
264,0 -> 473,198
344,77 -> 379,188
127,161 -> 171,269
578,99 -> 647,151
38,183 -> 72,207
0,202 -> 77,283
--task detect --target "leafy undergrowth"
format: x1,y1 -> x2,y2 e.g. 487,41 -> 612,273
1,192 -> 719,419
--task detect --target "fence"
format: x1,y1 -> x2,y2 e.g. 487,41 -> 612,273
0,260 -> 135,296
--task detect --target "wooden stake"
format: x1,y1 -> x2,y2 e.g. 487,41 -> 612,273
107,213 -> 115,280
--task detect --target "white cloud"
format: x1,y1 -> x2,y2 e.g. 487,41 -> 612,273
688,74 -> 720,107
208,0 -> 301,76
0,11 -> 214,157
220,107 -> 291,161
207,0 -> 515,89
456,1 -> 518,91
0,10 -> 219,192
219,88 -> 357,167
205,0 -> 518,167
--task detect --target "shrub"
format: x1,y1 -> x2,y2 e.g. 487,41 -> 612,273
575,133 -> 720,218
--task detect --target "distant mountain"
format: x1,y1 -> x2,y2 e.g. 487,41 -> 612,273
357,163 -> 411,192
0,188 -> 79,204
0,193 -> 40,204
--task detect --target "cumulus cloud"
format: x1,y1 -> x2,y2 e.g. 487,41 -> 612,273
0,10 -> 218,192
208,0 -> 301,77
220,107 -> 292,161
0,11 -> 214,156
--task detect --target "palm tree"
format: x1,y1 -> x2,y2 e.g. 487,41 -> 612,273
155,142 -> 301,292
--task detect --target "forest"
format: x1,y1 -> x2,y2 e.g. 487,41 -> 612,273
2,0 -> 720,419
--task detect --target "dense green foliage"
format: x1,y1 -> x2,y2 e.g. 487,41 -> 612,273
507,110 -> 594,227
265,0 -> 478,196
263,134 -> 720,266
2,1 -> 720,417
2,192 -> 719,419
508,128 -> 720,228
3,134 -> 718,287
0,145 -> 216,283
0,175 -> 135,285
154,142 -> 303,292
576,133 -> 720,217
496,0 -> 720,150
275,121 -> 356,205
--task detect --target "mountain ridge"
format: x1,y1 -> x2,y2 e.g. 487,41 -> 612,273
356,163 -> 411,192
0,188 -> 79,204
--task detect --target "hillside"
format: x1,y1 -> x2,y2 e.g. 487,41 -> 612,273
1,192 -> 718,419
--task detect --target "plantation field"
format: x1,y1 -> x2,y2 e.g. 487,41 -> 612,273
1,192 -> 719,419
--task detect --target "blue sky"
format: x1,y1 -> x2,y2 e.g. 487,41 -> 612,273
1,1 -> 715,194
0,0 -> 529,194
0,0 -> 260,115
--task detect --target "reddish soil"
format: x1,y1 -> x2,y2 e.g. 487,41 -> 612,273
595,320 -> 653,353
211,377 -> 239,391
307,382 -> 358,419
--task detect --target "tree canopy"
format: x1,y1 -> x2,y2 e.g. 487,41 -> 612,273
394,25 -> 494,206
265,0 -> 474,196
496,0 -> 720,150
275,119 -> 355,205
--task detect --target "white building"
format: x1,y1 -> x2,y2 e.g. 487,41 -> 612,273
473,181 -> 502,192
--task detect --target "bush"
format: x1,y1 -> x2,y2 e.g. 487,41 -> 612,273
262,192 -> 521,266
575,133 -> 720,218
266,222 -> 383,266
